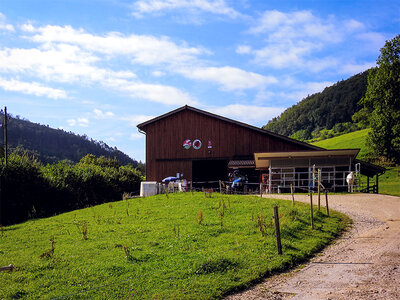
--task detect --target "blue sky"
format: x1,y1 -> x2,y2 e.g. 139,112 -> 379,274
0,0 -> 399,162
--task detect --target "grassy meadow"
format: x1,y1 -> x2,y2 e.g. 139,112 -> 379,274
379,167 -> 400,197
0,193 -> 349,299
311,128 -> 371,160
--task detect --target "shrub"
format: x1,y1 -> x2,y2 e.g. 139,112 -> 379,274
0,153 -> 143,225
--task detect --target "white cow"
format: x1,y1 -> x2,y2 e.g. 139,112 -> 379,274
346,171 -> 355,193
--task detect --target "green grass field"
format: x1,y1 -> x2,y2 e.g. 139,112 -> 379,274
379,167 -> 400,197
311,129 -> 400,197
311,129 -> 371,160
0,193 -> 349,299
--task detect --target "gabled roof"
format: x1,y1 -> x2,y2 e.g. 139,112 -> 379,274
137,105 -> 322,151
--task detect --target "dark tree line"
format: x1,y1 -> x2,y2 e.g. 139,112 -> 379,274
263,70 -> 369,140
0,113 -> 140,166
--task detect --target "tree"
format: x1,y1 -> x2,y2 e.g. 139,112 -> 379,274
359,34 -> 400,164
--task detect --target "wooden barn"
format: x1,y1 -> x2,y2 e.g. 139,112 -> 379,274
137,105 -> 384,192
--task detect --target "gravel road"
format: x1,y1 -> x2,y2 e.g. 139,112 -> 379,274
226,193 -> 400,300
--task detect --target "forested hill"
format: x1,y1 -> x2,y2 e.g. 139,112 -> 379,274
263,70 -> 369,140
0,112 -> 138,165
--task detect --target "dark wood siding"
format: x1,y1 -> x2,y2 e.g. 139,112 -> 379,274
143,109 -> 313,181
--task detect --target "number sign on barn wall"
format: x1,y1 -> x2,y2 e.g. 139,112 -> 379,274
182,139 -> 203,150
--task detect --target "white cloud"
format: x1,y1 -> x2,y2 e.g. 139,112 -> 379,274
122,114 -> 155,126
178,66 -> 277,90
244,10 -> 343,70
93,109 -> 115,119
357,32 -> 387,52
2,23 -> 278,102
152,70 -> 166,77
0,24 -> 200,105
130,133 -> 144,140
25,25 -> 209,67
210,104 -> 285,125
0,77 -> 68,99
236,45 -> 252,54
104,78 -> 197,105
344,19 -> 365,32
0,44 -> 135,84
67,119 -> 76,126
340,62 -> 376,74
0,13 -> 14,32
131,0 -> 241,19
242,9 -> 375,73
256,79 -> 335,103
249,10 -> 340,42
18,23 -> 277,95
67,117 -> 89,127
125,82 -> 196,105
77,118 -> 89,126
20,22 -> 35,32
251,40 -> 319,68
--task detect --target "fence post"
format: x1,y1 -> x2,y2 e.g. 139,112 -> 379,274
260,183 -> 262,198
219,180 -> 222,194
273,206 -> 282,255
325,190 -> 329,217
318,169 -> 321,211
309,191 -> 314,229
290,183 -> 295,206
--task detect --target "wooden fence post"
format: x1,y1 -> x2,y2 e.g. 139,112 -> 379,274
260,183 -> 262,198
309,191 -> 314,229
219,180 -> 222,194
318,169 -> 321,211
273,206 -> 282,255
290,184 -> 295,206
325,190 -> 329,217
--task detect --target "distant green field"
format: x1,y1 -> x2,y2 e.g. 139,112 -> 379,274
311,129 -> 371,160
311,129 -> 400,197
0,193 -> 348,299
379,167 -> 400,197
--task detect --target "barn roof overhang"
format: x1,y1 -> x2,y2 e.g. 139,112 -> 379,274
137,105 -> 322,151
254,149 -> 385,177
354,159 -> 386,177
254,149 -> 360,169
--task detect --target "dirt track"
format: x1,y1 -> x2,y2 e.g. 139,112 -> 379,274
226,194 -> 400,300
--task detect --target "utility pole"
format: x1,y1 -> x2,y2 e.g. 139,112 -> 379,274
4,106 -> 7,166
0,106 -> 7,225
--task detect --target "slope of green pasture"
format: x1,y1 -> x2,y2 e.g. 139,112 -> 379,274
0,193 -> 349,299
379,167 -> 400,197
311,129 -> 371,160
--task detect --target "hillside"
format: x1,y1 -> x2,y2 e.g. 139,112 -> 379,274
0,112 -> 138,165
264,70 -> 369,140
311,129 -> 371,160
